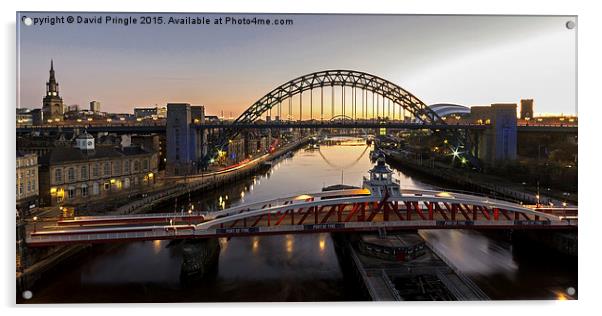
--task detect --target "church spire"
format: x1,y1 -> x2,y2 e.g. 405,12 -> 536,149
47,59 -> 59,96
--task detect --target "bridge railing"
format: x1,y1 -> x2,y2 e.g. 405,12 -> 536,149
411,186 -> 547,206
400,187 -> 521,204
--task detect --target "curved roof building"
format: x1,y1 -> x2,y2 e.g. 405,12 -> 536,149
429,103 -> 471,117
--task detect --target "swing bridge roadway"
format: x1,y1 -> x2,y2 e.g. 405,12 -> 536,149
26,186 -> 577,247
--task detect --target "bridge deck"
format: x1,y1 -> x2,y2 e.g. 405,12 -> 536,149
17,122 -> 577,134
26,188 -> 577,247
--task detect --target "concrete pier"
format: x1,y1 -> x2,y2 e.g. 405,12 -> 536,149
180,238 -> 221,281
333,232 -> 489,301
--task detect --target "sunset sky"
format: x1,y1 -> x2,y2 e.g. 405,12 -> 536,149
17,13 -> 577,116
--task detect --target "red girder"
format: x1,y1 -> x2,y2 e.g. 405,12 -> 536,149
337,204 -> 346,222
297,205 -> 323,225
442,202 -> 457,221
218,197 -> 555,230
391,201 -> 405,221
414,201 -> 427,220
251,214 -> 264,227
296,207 -> 310,225
275,208 -> 292,225
434,203 -> 449,220
493,207 -> 512,220
320,205 -> 338,224
229,209 -> 247,228
424,201 -> 434,220
479,205 -> 491,220
366,201 -> 385,222
457,204 -> 472,220
344,203 -> 362,222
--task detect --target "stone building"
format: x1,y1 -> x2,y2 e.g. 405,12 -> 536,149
39,132 -> 158,206
16,152 -> 39,215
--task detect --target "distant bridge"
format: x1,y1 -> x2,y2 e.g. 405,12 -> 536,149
27,188 -> 576,247
16,121 -> 577,135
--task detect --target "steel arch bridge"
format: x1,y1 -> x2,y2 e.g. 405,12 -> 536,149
208,70 -> 477,167
26,188 -> 576,247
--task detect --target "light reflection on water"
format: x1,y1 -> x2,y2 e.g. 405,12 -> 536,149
419,230 -> 518,276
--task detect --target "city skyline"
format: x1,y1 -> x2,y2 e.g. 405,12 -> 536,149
18,13 -> 577,116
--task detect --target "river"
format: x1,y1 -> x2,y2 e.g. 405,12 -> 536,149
21,138 -> 577,302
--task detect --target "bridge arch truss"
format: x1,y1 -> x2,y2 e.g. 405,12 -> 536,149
212,70 -> 477,167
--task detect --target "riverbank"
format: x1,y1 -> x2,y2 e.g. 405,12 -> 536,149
383,149 -> 577,206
